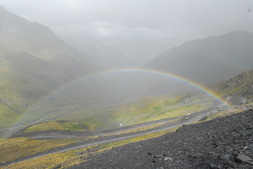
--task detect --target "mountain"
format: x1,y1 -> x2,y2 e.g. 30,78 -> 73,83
212,68 -> 253,105
12,67 -> 253,135
147,31 -> 253,86
0,7 -> 154,136
0,6 -> 98,130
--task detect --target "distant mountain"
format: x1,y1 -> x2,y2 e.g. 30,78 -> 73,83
147,31 -> 253,86
0,6 -> 98,130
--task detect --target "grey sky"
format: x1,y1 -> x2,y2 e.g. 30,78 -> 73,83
0,0 -> 252,66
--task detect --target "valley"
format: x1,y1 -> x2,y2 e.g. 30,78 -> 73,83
0,3 -> 252,169
0,100 -> 236,168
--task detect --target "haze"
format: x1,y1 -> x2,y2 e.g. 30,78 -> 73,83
0,0 -> 252,68
1,1 -> 253,168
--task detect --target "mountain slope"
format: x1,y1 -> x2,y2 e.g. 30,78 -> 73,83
69,109 -> 253,169
0,6 -> 98,130
147,31 -> 253,86
212,68 -> 253,105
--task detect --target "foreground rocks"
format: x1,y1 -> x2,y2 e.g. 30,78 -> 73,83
70,109 -> 253,169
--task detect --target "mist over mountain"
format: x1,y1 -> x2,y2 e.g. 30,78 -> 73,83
1,5 -> 253,137
57,29 -> 177,68
147,31 -> 253,86
0,6 -> 167,133
0,6 -> 99,130
1,2 -> 253,168
63,37 -> 133,68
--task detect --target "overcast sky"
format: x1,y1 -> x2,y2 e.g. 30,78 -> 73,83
0,0 -> 252,66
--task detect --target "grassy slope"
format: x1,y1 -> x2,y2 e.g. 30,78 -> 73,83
0,128 -> 178,169
2,100 -> 250,169
0,52 -> 56,128
0,7 -> 98,130
23,93 -> 212,133
24,121 -> 87,133
2,102 -> 251,169
0,137 -> 83,164
0,30 -> 96,130
0,85 -> 235,168
0,103 -> 20,127
111,94 -> 208,125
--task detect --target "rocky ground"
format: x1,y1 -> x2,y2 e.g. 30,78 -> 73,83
69,109 -> 253,169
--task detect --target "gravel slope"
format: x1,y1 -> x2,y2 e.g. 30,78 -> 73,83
70,109 -> 253,169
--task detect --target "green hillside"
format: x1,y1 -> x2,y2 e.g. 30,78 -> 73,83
26,68 -> 253,133
0,7 -> 97,132
23,93 -> 213,133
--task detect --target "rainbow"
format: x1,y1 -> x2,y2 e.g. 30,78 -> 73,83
49,68 -> 230,106
10,68 -> 231,131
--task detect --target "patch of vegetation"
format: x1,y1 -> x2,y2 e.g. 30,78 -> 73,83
163,94 -> 191,106
21,92 -> 212,133
140,103 -> 209,122
217,85 -> 244,96
0,137 -> 80,164
0,103 -> 20,126
55,93 -> 211,131
111,93 -> 211,126
24,121 -> 86,133
79,118 -> 104,131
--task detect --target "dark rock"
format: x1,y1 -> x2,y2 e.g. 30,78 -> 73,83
235,154 -> 253,165
221,154 -> 235,167
76,151 -> 84,155
53,163 -> 61,169
151,160 -> 156,164
156,167 -> 164,169
209,163 -> 222,169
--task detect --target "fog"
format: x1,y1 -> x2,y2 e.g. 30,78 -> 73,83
1,0 -> 253,140
0,0 -> 252,67
1,2 -> 253,165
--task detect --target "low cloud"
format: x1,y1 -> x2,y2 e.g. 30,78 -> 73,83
0,0 -> 252,64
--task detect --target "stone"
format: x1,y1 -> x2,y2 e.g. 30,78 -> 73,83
76,151 -> 84,155
235,154 -> 253,165
154,154 -> 163,158
164,157 -> 173,161
221,154 -> 235,167
209,163 -> 222,169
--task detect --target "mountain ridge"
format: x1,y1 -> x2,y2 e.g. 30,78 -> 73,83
147,30 -> 253,86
